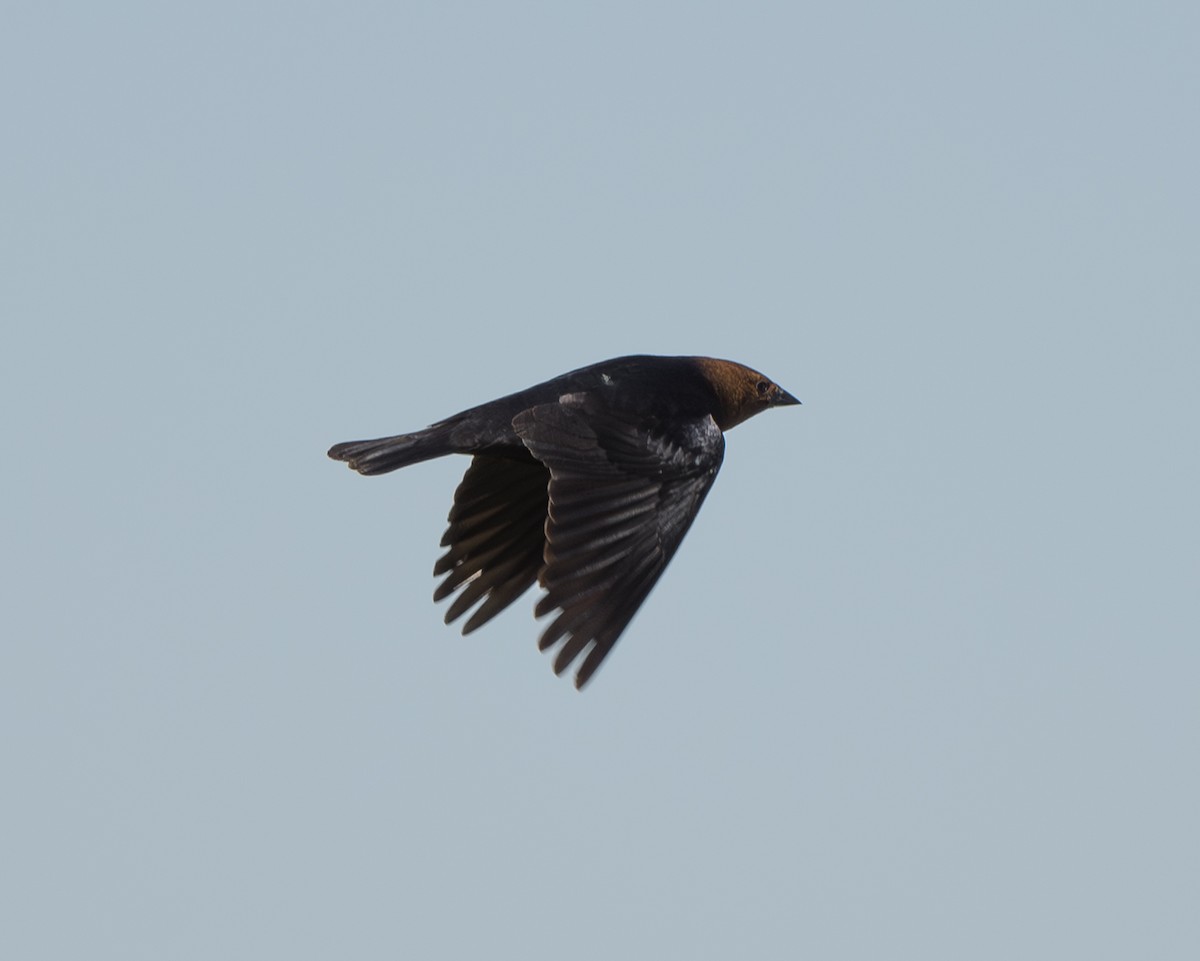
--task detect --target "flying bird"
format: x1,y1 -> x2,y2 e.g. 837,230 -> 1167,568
328,354 -> 800,688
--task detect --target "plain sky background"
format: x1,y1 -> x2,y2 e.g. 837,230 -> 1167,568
4,2 -> 1198,959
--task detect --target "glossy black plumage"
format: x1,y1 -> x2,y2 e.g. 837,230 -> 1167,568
328,354 -> 800,688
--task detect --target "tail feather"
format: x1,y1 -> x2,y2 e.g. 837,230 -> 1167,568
328,426 -> 454,475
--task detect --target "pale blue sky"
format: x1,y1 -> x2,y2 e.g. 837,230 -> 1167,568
4,3 -> 1198,959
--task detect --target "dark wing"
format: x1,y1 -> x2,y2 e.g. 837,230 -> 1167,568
512,400 -> 725,688
433,454 -> 550,633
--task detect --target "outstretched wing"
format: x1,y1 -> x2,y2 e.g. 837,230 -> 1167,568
433,453 -> 550,634
513,399 -> 725,688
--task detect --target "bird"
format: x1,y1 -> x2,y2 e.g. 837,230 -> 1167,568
328,354 -> 801,688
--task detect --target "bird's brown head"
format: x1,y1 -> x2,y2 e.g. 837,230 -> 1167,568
692,357 -> 801,430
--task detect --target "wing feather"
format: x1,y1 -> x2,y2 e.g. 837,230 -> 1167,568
433,454 -> 549,633
513,401 -> 724,688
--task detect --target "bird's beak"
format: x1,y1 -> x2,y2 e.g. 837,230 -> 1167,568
773,386 -> 802,407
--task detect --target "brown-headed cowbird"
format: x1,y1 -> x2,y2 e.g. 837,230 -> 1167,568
328,354 -> 800,688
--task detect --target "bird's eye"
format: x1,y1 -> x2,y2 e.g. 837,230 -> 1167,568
756,380 -> 771,396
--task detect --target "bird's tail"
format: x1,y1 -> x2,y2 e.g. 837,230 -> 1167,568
327,426 -> 455,475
